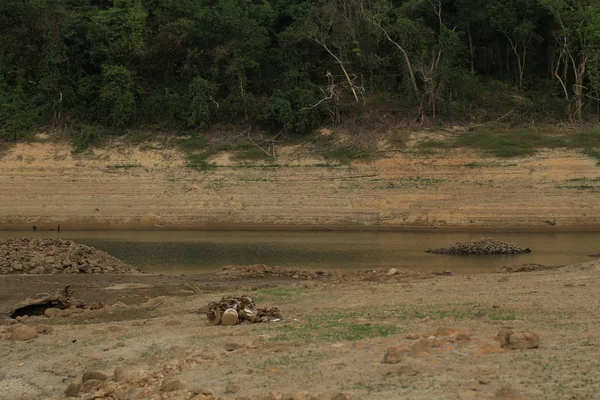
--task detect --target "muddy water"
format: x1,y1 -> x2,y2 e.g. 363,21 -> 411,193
0,230 -> 598,274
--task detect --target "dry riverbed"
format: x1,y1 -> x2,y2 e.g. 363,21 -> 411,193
1,260 -> 599,400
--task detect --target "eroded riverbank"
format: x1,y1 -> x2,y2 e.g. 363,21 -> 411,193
1,140 -> 600,230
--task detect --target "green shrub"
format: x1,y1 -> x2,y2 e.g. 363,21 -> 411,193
100,65 -> 136,127
0,85 -> 38,141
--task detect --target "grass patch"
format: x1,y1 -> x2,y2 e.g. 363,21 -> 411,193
106,163 -> 140,169
567,177 -> 600,182
263,310 -> 397,343
323,146 -> 370,163
177,136 -> 209,151
455,130 -> 567,157
463,162 -> 518,168
374,177 -> 446,189
186,151 -> 215,171
231,146 -> 270,162
417,140 -> 452,150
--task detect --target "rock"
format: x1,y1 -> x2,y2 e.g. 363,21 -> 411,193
80,379 -> 104,393
160,379 -> 184,392
192,387 -> 215,396
44,308 -> 61,318
383,347 -> 405,364
200,350 -> 217,360
495,386 -> 525,400
282,392 -> 307,400
387,268 -> 398,276
82,370 -> 108,382
225,383 -> 241,394
64,383 -> 81,397
506,331 -> 540,350
36,324 -> 54,334
331,394 -> 350,400
221,308 -> 239,326
435,327 -> 468,338
224,342 -> 243,352
10,325 -> 38,341
113,366 -> 131,382
410,339 -> 431,357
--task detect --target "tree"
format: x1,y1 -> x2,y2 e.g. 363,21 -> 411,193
540,0 -> 600,120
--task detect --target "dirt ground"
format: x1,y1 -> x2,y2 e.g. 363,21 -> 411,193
1,136 -> 599,230
1,260 -> 599,400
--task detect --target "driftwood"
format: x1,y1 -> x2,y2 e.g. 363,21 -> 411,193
200,295 -> 282,326
9,285 -> 84,319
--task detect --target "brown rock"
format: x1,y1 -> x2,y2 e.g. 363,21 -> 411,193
410,339 -> 431,357
80,379 -> 104,393
250,394 -> 276,400
82,370 -> 107,382
495,386 -> 525,400
224,342 -> 243,352
225,383 -> 241,394
44,308 -> 61,318
10,325 -> 38,341
200,350 -> 217,360
331,394 -> 350,400
36,324 -> 54,334
192,387 -> 216,396
435,327 -> 467,338
496,330 -> 539,350
282,392 -> 307,400
64,383 -> 81,397
160,379 -> 184,392
507,331 -> 539,350
113,366 -> 130,382
383,346 -> 406,364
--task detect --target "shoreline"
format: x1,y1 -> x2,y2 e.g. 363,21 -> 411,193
3,222 -> 600,233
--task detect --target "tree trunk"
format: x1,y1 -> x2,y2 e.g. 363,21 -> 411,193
468,26 -> 475,73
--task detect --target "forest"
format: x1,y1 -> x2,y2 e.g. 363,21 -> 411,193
1,0 -> 600,143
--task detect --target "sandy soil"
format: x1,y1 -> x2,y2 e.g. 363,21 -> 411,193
1,138 -> 599,230
0,260 -> 599,399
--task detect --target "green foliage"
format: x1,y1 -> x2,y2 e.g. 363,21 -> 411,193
187,77 -> 215,128
2,0 -> 600,140
100,65 -> 136,127
71,123 -> 105,152
0,85 -> 38,141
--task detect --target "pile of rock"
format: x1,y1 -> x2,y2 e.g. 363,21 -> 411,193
201,295 -> 282,326
426,238 -> 531,255
0,238 -> 138,274
219,264 -> 331,280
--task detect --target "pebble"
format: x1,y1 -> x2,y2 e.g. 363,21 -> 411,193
226,383 -> 241,394
387,268 -> 398,276
192,387 -> 215,396
160,379 -> 184,392
82,370 -> 108,382
80,379 -> 104,393
410,339 -> 431,357
10,325 -> 38,341
64,383 -> 81,397
383,347 -> 405,364
114,366 -> 131,382
224,342 -> 243,352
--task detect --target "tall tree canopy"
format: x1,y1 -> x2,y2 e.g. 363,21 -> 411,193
1,0 -> 599,141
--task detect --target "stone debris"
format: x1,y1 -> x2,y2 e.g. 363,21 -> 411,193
496,329 -> 540,350
426,238 -> 531,255
201,295 -> 282,326
500,263 -> 562,273
0,238 -> 139,274
219,264 -> 331,280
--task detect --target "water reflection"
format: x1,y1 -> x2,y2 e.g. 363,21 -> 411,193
0,230 -> 598,274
